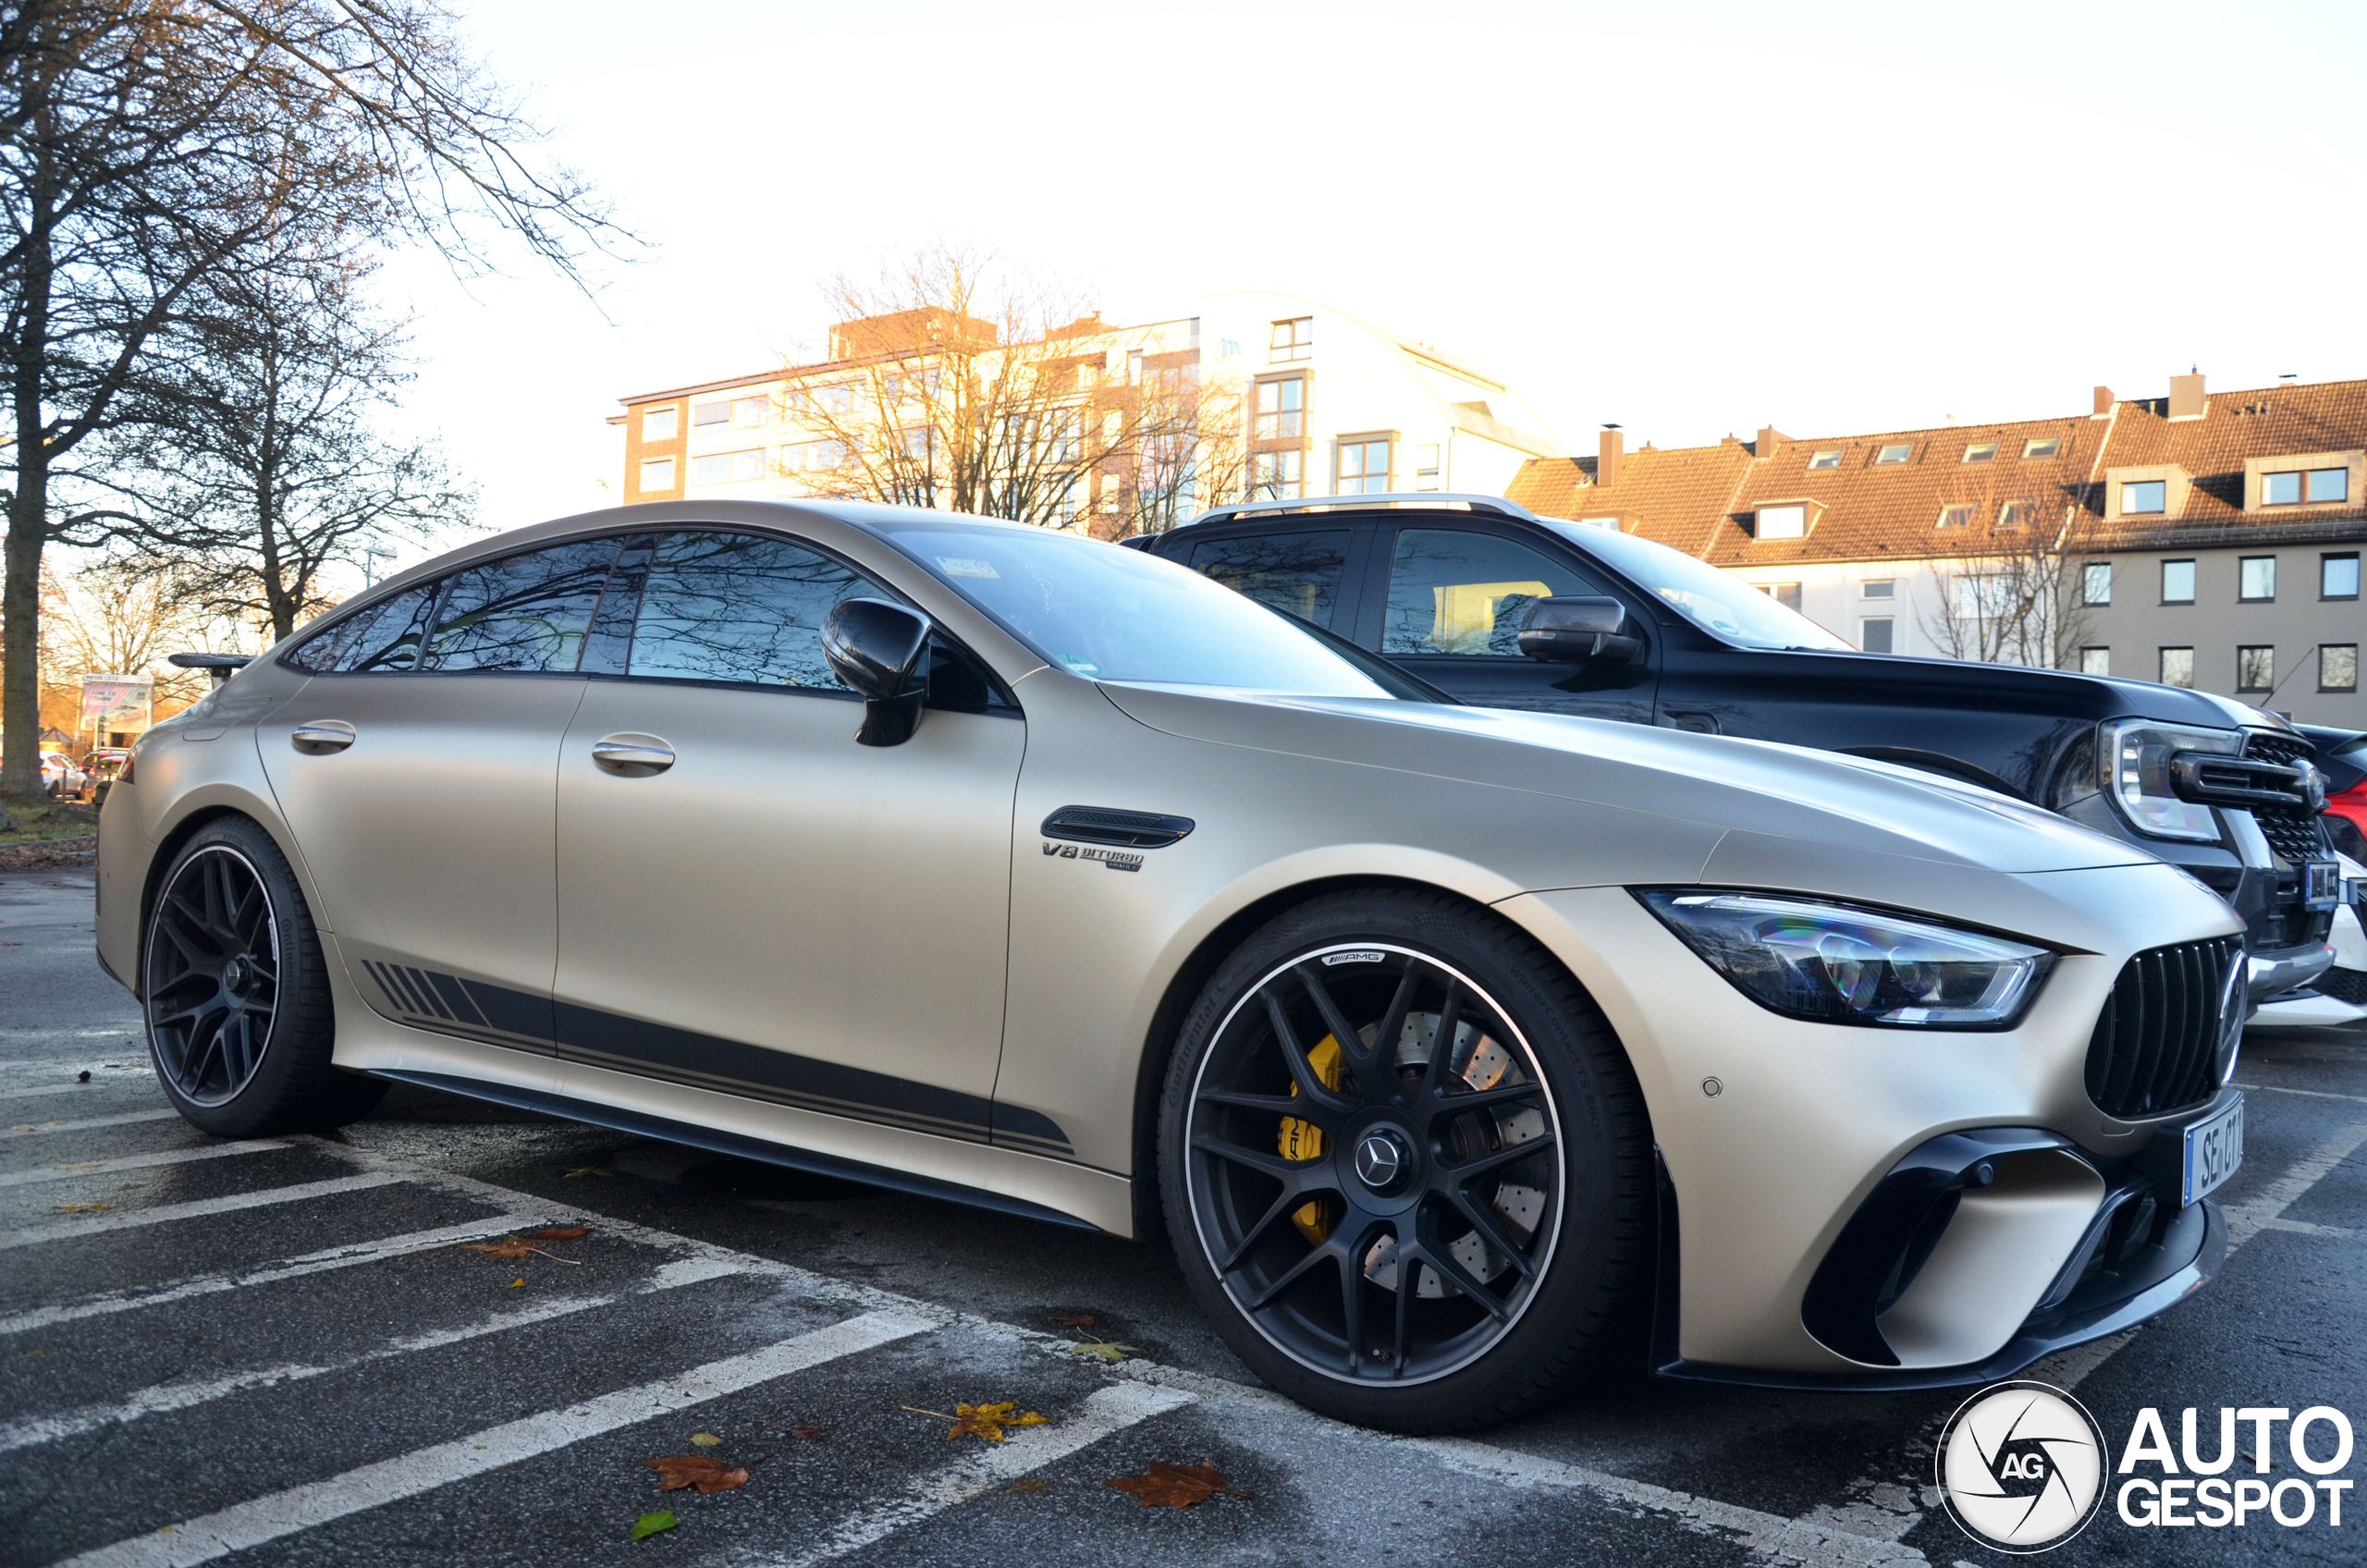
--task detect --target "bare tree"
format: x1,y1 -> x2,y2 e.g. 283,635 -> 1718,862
3,0 -> 622,796
39,556 -> 236,715
1123,357 -> 1248,536
1918,526 -> 2092,669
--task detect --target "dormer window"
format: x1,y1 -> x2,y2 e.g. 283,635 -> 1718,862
1875,443 -> 1913,464
2123,480 -> 2166,515
2263,468 -> 2349,505
1962,442 -> 1998,463
1996,500 -> 2037,530
2023,437 -> 2059,459
1808,449 -> 1842,470
1937,504 -> 1974,529
1756,505 -> 1807,539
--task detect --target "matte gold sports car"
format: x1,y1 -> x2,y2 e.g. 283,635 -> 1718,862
98,500 -> 2248,1429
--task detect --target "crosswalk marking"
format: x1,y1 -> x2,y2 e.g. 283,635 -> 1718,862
2,1109 -> 180,1139
51,1310 -> 937,1568
760,1381 -> 1199,1568
0,1139 -> 283,1188
0,1172 -> 406,1250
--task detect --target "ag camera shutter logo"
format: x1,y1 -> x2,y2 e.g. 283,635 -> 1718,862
1935,1381 -> 2110,1552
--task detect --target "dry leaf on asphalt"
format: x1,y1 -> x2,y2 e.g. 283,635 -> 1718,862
688,1432 -> 722,1448
1049,1312 -> 1096,1328
530,1225 -> 589,1240
1068,1340 -> 1141,1363
54,1202 -> 108,1214
563,1167 -> 611,1179
1106,1463 -> 1255,1509
644,1455 -> 749,1493
1009,1479 -> 1051,1494
790,1426 -> 825,1442
458,1235 -> 582,1266
631,1509 -> 678,1539
908,1402 -> 1051,1442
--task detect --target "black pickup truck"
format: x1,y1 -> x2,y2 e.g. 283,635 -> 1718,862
1134,494 -> 2340,1004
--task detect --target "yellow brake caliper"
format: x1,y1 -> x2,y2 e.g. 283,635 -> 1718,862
1278,1033 -> 1344,1243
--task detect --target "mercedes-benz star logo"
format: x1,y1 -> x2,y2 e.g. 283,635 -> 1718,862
1935,1381 -> 2109,1552
1354,1133 -> 1406,1192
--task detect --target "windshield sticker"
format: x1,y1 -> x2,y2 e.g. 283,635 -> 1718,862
936,557 -> 999,578
1055,655 -> 1101,676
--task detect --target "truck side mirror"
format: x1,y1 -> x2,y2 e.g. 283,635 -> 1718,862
1518,596 -> 1642,665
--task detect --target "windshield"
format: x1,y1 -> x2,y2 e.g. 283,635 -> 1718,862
876,521 -> 1402,697
1545,521 -> 1853,651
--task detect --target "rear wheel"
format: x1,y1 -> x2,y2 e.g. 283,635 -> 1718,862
142,817 -> 386,1136
1159,888 -> 1653,1432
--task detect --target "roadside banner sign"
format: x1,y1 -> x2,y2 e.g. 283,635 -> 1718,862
80,675 -> 154,734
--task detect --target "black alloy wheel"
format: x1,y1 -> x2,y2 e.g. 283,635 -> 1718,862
1162,889 -> 1653,1432
142,817 -> 384,1136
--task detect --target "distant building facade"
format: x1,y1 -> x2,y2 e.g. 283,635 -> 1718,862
1505,374 -> 2367,726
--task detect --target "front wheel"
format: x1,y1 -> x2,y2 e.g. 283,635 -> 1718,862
1159,888 -> 1654,1432
142,816 -> 386,1136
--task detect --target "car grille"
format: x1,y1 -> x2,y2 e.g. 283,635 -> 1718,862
2085,937 -> 2242,1120
2243,732 -> 2334,864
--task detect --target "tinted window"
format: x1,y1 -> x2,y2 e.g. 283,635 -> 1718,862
423,538 -> 622,673
1382,530 -> 1602,656
1544,523 -> 1852,651
627,531 -> 877,690
287,582 -> 439,673
1188,530 -> 1351,628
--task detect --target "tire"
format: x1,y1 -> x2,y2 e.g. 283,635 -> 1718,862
1159,887 -> 1654,1432
141,816 -> 386,1136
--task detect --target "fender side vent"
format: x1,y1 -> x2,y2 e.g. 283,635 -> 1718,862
1040,805 -> 1195,849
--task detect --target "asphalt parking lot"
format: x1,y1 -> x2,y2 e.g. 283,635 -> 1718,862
2,861 -> 2361,1568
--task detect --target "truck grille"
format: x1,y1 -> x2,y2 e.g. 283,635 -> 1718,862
2085,937 -> 2242,1119
2243,732 -> 2334,864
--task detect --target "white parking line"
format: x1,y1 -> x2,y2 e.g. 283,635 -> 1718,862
0,1083 -> 119,1102
2222,1122 -> 2367,1249
0,1212 -> 551,1335
3,1109 -> 179,1139
0,1172 -> 406,1250
2234,1081 -> 2367,1107
760,1381 -> 1199,1568
52,1310 -> 936,1568
1,1256 -> 749,1452
0,1140 -> 283,1188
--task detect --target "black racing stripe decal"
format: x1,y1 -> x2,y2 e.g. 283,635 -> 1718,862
427,972 -> 488,1028
357,958 -> 550,1047
555,1042 -> 993,1144
403,966 -> 454,1021
460,977 -> 555,1042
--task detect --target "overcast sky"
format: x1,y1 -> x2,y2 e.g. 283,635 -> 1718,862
374,0 -> 2367,574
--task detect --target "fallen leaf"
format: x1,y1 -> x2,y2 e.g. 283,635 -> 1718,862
689,1432 -> 722,1448
22,1347 -> 46,1358
1009,1478 -> 1051,1494
790,1426 -> 825,1442
631,1509 -> 678,1540
940,1402 -> 1052,1443
563,1167 -> 611,1179
55,1161 -> 102,1171
459,1235 -> 582,1266
1105,1463 -> 1254,1509
1049,1312 -> 1096,1328
644,1455 -> 748,1494
54,1202 -> 109,1214
1068,1340 -> 1141,1364
530,1225 -> 589,1240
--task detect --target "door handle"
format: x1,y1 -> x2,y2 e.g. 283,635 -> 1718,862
591,733 -> 674,777
290,720 -> 356,754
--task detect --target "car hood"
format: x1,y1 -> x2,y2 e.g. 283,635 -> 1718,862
1098,683 -> 2156,876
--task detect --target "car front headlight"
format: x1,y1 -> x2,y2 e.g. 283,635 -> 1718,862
2099,718 -> 2241,843
1635,890 -> 2054,1029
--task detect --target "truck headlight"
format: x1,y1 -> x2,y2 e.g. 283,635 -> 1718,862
1635,890 -> 2054,1029
2099,718 -> 2241,843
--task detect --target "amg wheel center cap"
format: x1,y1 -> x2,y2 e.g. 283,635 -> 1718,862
221,956 -> 251,996
1354,1131 -> 1413,1194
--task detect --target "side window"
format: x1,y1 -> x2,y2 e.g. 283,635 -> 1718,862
1188,530 -> 1352,629
1381,530 -> 1604,656
423,538 -> 624,673
288,582 -> 440,673
626,531 -> 880,690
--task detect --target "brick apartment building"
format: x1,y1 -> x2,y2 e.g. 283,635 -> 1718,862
1505,373 -> 2367,727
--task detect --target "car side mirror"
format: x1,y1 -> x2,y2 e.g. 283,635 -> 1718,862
1517,596 -> 1643,664
821,598 -> 933,746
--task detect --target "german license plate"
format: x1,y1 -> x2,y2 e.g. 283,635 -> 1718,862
2183,1094 -> 2244,1207
2303,861 -> 2341,910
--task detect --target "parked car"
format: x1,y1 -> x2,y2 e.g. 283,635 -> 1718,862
1138,494 -> 2341,1012
102,501 -> 2249,1429
0,750 -> 88,799
2250,726 -> 2367,1028
82,748 -> 133,804
2305,725 -> 2367,864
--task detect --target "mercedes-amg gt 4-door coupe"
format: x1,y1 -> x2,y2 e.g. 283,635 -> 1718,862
99,501 -> 2250,1430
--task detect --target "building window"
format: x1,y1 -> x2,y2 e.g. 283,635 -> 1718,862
1269,317 -> 1313,362
2080,646 -> 2110,676
1756,505 -> 1806,539
1936,504 -> 1974,529
2023,437 -> 2060,459
1809,448 -> 1842,469
2161,558 -> 2196,603
1760,582 -> 1803,611
691,449 -> 766,484
1875,443 -> 1913,464
2325,553 -> 2361,599
642,405 -> 678,441
2083,562 -> 2112,606
808,385 -> 852,416
1255,377 -> 1305,440
2238,556 -> 2276,601
2263,467 -> 2350,505
1415,443 -> 1441,489
638,456 -> 675,492
2160,646 -> 2194,687
1251,448 -> 1304,500
1962,442 -> 1998,463
692,400 -> 730,429
1126,349 -> 1143,386
1338,437 -> 1392,494
1219,337 -> 1241,358
2123,479 -> 2166,514
1996,500 -> 2037,530
2323,645 -> 2359,692
1861,579 -> 1895,599
783,439 -> 845,473
730,396 -> 768,429
1859,617 -> 1894,653
2236,645 -> 2275,692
